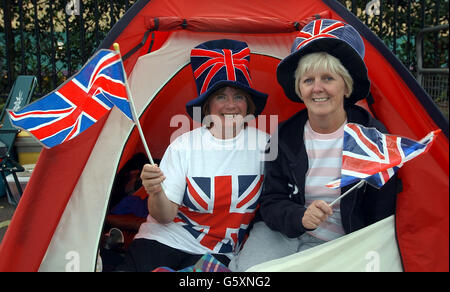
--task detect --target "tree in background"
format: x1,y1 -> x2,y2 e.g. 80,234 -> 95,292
0,0 -> 136,107
0,0 -> 448,111
339,0 -> 448,71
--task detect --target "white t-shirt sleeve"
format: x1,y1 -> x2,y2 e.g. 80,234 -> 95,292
159,136 -> 188,205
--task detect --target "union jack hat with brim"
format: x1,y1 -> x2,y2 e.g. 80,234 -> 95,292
277,19 -> 370,105
186,39 -> 268,122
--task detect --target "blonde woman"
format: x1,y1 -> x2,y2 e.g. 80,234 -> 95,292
229,19 -> 398,272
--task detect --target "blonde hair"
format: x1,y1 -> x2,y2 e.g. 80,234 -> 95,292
294,52 -> 353,100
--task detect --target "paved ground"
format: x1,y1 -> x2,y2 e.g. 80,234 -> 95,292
0,195 -> 16,244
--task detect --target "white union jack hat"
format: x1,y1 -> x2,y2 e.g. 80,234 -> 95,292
277,19 -> 370,105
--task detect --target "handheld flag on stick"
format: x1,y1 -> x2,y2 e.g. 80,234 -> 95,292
112,43 -> 164,192
8,49 -> 133,148
8,45 -> 157,166
112,43 -> 156,165
327,123 -> 441,206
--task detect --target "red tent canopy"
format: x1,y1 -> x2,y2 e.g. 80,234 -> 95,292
0,0 -> 447,272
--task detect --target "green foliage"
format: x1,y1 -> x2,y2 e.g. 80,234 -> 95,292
338,0 -> 449,71
0,0 -> 448,113
0,0 -> 136,104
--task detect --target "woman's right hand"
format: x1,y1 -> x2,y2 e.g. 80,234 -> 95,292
140,164 -> 166,195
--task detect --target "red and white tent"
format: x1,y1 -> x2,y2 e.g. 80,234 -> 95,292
0,0 -> 448,272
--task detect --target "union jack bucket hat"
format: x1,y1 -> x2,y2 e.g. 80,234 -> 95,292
277,19 -> 370,105
186,39 -> 268,122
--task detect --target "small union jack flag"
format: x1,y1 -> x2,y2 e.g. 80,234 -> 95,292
294,19 -> 345,51
191,46 -> 252,95
8,49 -> 133,148
326,123 -> 440,189
174,175 -> 263,253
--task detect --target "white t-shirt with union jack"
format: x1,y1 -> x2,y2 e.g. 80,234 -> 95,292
135,126 -> 268,258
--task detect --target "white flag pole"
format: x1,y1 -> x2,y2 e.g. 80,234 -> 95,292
113,43 -> 155,165
329,180 -> 365,207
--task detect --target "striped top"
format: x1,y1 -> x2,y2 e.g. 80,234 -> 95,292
304,121 -> 346,241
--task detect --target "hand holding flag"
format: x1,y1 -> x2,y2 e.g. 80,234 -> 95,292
327,123 -> 440,206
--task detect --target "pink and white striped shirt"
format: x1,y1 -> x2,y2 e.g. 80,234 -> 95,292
304,121 -> 346,241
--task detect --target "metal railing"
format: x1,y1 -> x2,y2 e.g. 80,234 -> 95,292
1,0 -> 136,103
1,0 -> 448,117
416,24 -> 449,118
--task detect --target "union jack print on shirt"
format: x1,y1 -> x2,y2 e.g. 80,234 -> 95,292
295,19 -> 345,51
327,123 -> 440,189
174,175 -> 264,253
191,47 -> 252,95
8,49 -> 133,148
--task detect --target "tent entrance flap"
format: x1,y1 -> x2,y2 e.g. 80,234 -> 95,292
121,11 -> 331,62
144,11 -> 331,33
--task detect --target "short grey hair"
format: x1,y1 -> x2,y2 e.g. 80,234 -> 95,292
294,52 -> 353,100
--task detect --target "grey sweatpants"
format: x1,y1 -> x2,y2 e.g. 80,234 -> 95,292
229,221 -> 326,272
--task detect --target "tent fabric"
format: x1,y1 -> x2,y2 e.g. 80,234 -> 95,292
247,215 -> 402,272
39,109 -> 133,271
142,10 -> 332,33
0,118 -> 108,272
0,0 -> 447,272
39,30 -> 296,271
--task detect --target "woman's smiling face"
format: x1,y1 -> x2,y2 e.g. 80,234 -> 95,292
206,86 -> 249,138
297,70 -> 349,119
